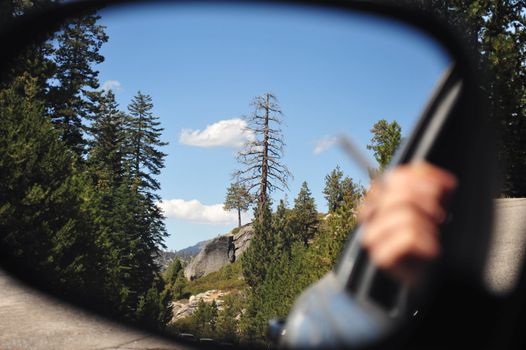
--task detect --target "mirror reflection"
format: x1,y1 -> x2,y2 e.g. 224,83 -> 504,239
0,3 -> 450,346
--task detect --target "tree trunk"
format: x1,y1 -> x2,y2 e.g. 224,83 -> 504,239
258,94 -> 270,223
237,208 -> 241,229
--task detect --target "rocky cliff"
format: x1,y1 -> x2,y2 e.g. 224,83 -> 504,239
184,223 -> 253,280
232,224 -> 253,257
171,289 -> 228,323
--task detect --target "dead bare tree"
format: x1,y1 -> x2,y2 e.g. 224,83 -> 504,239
234,92 -> 292,222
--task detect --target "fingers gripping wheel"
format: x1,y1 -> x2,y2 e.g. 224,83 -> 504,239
279,67 -> 464,349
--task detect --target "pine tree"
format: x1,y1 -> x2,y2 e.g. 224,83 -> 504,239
94,175 -> 165,321
241,202 -> 274,289
240,242 -> 316,345
163,258 -> 183,285
48,13 -> 108,156
314,177 -> 363,271
102,91 -> 169,327
87,120 -> 168,326
223,182 -> 253,228
366,119 -> 402,171
216,295 -> 241,343
1,9 -> 175,330
124,90 -> 168,274
291,181 -> 319,246
323,166 -> 344,212
85,90 -> 162,321
135,277 -> 173,329
172,275 -> 188,300
273,199 -> 293,258
0,75 -> 99,296
126,91 -> 167,197
87,90 -> 126,187
157,283 -> 175,328
163,258 -> 187,299
192,299 -> 219,336
341,177 -> 365,210
88,176 -> 134,318
400,1 -> 526,196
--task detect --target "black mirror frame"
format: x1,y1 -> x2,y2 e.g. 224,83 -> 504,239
0,1 -> 499,349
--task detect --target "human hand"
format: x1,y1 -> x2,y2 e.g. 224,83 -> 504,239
359,162 -> 457,286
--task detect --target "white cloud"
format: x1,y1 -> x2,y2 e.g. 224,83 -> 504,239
179,118 -> 254,148
313,135 -> 338,155
158,198 -> 251,225
101,80 -> 122,92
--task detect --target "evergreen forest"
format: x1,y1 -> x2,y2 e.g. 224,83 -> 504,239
1,0 -> 525,346
1,2 -> 171,329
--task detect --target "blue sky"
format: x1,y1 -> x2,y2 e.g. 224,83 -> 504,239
96,3 -> 450,251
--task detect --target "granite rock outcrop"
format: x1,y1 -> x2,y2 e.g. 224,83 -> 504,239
170,289 -> 228,323
183,223 -> 253,280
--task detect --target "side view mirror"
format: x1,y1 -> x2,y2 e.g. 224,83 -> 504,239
0,1 -> 508,349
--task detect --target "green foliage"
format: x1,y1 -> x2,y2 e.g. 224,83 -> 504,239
237,171 -> 363,345
170,294 -> 244,342
48,12 -> 109,156
84,89 -> 169,325
323,165 -> 344,212
291,181 -> 319,246
87,90 -> 126,187
163,258 -> 183,285
313,193 -> 360,272
168,159 -> 363,345
323,166 -> 364,213
173,299 -> 219,338
157,284 -> 175,327
0,12 -> 171,329
223,182 -> 253,228
0,75 -> 100,295
272,199 -> 294,257
403,1 -> 526,196
366,119 -> 402,171
195,299 -> 219,334
85,166 -> 165,322
135,278 -> 173,330
241,202 -> 274,288
183,260 -> 245,297
341,177 -> 365,211
239,242 -> 314,344
215,295 -> 243,343
172,275 -> 188,300
125,91 -> 168,197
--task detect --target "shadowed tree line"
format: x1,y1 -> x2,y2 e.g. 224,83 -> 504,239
401,0 -> 526,197
0,1 -> 171,329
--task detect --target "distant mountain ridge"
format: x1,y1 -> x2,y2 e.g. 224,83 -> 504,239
158,239 -> 210,271
175,239 -> 210,262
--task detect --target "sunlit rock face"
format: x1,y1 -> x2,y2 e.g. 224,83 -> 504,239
183,223 -> 253,280
171,290 -> 228,323
184,236 -> 231,281
232,224 -> 253,257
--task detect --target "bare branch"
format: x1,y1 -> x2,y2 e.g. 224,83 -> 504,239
234,92 -> 291,207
